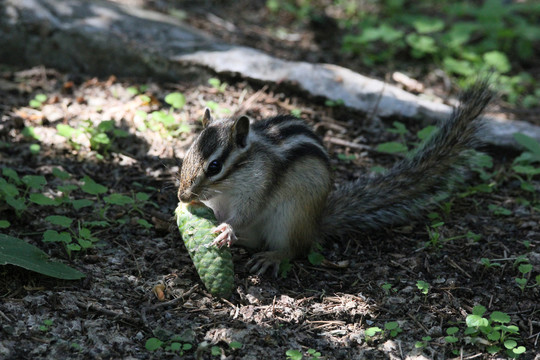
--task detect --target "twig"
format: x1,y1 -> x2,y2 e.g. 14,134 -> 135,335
75,299 -> 145,328
324,136 -> 373,152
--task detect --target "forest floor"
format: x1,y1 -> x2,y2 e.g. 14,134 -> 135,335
1,1 -> 539,359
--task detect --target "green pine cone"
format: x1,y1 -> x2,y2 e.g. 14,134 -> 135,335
175,202 -> 234,298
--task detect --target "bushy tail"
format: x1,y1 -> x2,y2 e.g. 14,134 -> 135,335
321,80 -> 493,240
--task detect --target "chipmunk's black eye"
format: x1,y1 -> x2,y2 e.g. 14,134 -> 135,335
206,160 -> 222,177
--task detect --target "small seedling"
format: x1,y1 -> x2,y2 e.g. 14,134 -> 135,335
444,326 -> 459,344
488,204 -> 512,216
208,78 -> 227,93
286,349 -> 303,360
307,251 -> 324,266
39,319 -> 53,332
337,153 -> 357,163
145,337 -> 163,351
416,280 -> 430,295
414,336 -> 432,349
324,99 -> 344,107
145,333 -> 194,355
445,305 -> 526,357
515,263 -> 533,292
381,283 -> 393,294
279,258 -> 292,278
384,321 -> 402,337
480,257 -> 502,269
229,341 -> 242,350
29,94 -> 47,108
291,108 -> 302,118
376,141 -> 408,154
307,348 -> 322,360
211,346 -> 221,356
364,326 -> 383,341
307,243 -> 324,266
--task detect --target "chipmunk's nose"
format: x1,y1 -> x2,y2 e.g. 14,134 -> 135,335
178,188 -> 193,203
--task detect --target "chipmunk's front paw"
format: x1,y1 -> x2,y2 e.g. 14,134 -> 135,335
211,223 -> 237,248
247,251 -> 286,277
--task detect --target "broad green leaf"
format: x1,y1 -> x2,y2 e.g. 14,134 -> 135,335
443,57 -> 475,76
45,215 -> 73,228
518,263 -> 532,274
91,133 -> 110,145
43,230 -> 72,244
444,336 -> 458,343
103,193 -> 134,205
0,234 -> 84,279
229,341 -> 242,349
483,51 -> 511,73
71,199 -> 94,210
472,305 -> 487,316
22,175 -> 47,189
365,327 -> 382,336
29,193 -> 56,206
52,168 -> 71,180
135,192 -> 150,202
417,125 -> 437,140
112,128 -> 129,138
446,327 -> 459,335
81,176 -> 107,195
488,204 -> 512,216
97,120 -> 114,132
56,124 -> 76,138
376,141 -> 408,154
6,196 -> 26,211
151,111 -> 175,127
285,349 -> 302,360
504,340 -> 517,349
137,219 -> 152,229
406,34 -> 438,57
487,331 -> 501,341
466,314 -> 489,328
2,167 -> 21,184
0,220 -> 10,228
29,99 -> 43,108
22,126 -> 41,140
145,338 -> 163,351
444,22 -> 476,48
66,243 -> 81,252
165,92 -> 186,109
35,94 -> 47,102
412,17 -> 445,34
513,133 -> 540,156
211,346 -> 221,355
77,238 -> 92,249
388,121 -> 408,135
308,251 -> 324,265
29,144 -> 40,155
1,181 -> 20,197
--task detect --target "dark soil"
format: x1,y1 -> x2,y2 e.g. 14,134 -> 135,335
1,2 -> 539,360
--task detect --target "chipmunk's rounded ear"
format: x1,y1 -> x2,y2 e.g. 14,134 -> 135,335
202,108 -> 213,128
234,115 -> 250,148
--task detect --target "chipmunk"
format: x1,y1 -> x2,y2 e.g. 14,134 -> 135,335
178,81 -> 493,275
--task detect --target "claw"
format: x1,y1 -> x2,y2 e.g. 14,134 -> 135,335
247,252 -> 283,277
211,223 -> 237,248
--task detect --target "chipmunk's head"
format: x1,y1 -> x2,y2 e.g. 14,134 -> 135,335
178,108 -> 251,203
